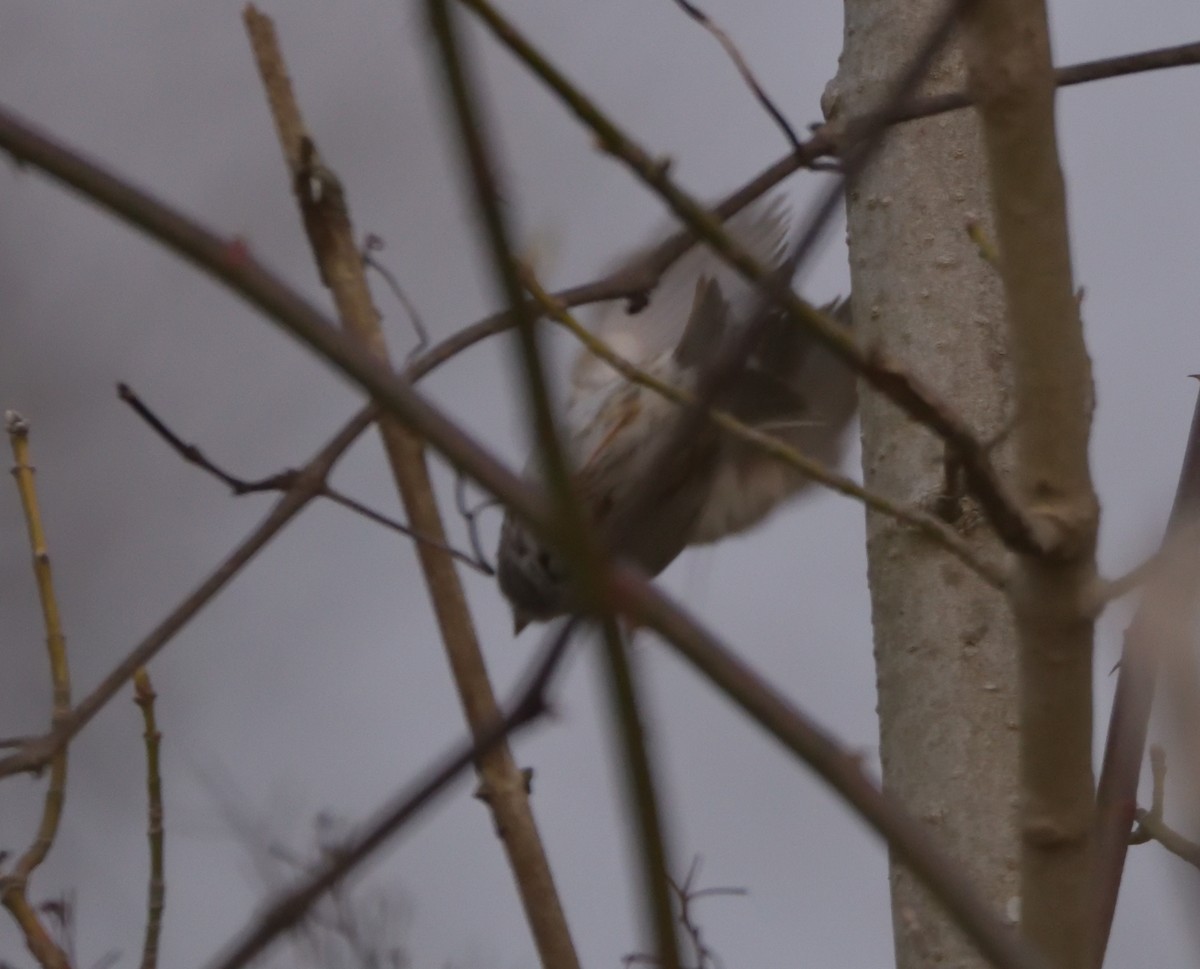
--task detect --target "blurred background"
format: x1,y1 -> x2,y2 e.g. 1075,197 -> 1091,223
2,1 -> 1199,966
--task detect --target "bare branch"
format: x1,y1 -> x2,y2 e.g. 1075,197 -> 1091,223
598,616 -> 683,969
671,866 -> 744,969
118,380 -> 302,494
892,40 -> 1200,126
424,0 -> 585,563
133,669 -> 165,969
1131,809 -> 1200,869
721,41 -> 1200,224
671,859 -> 745,969
321,489 -> 494,574
623,857 -> 747,969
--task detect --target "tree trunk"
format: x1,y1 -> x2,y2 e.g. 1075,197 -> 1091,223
828,6 -> 1020,967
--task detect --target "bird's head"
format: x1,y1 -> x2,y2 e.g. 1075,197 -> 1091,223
496,513 -> 571,634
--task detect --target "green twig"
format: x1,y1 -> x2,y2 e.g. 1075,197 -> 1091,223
2,412 -> 72,969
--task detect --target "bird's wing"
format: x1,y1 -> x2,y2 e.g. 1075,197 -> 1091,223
563,274 -> 730,488
688,298 -> 858,544
674,274 -> 733,368
569,195 -> 791,399
560,195 -> 857,548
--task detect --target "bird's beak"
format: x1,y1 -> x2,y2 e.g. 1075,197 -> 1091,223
512,608 -> 533,636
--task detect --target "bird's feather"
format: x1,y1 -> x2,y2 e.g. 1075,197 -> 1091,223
674,275 -> 731,368
690,298 -> 857,543
570,196 -> 791,397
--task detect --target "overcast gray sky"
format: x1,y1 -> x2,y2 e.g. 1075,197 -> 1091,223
3,1 -> 1200,967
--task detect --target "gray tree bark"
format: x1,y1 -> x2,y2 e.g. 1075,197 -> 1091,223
827,6 -> 1021,967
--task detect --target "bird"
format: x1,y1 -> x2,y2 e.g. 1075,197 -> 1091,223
496,196 -> 857,632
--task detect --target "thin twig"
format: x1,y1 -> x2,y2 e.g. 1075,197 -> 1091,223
322,489 -> 493,574
134,669 -> 165,969
118,382 -> 492,574
362,233 -> 430,355
889,39 -> 1200,126
672,859 -> 745,969
668,0 -> 803,152
660,40 -> 1200,284
0,103 -> 554,529
623,855 -> 745,969
200,620 -> 577,969
35,893 -> 75,959
262,816 -> 408,969
698,41 -> 1200,232
118,382 -> 293,493
1,412 -> 72,969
